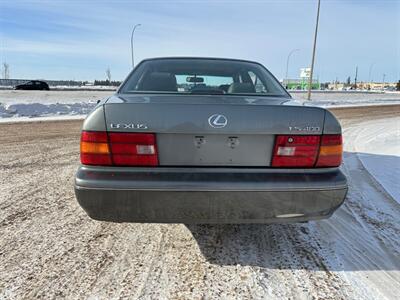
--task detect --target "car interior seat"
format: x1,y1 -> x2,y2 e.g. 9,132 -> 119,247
228,82 -> 256,93
140,72 -> 177,91
218,84 -> 231,93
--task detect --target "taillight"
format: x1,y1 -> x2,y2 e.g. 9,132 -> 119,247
272,135 -> 320,167
108,132 -> 158,166
80,131 -> 112,165
272,134 -> 343,168
80,131 -> 158,166
316,134 -> 343,167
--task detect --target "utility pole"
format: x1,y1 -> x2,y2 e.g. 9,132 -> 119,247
382,73 -> 386,90
354,66 -> 358,89
2,62 -> 9,79
368,62 -> 375,83
285,49 -> 299,87
307,0 -> 321,100
131,23 -> 141,68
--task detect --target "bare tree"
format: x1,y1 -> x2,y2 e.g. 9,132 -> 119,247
2,63 -> 10,79
106,67 -> 111,84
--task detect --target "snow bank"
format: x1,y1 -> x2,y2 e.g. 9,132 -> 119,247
0,89 -> 108,121
305,99 -> 400,108
0,90 -> 112,105
0,102 -> 96,120
359,153 -> 400,203
352,116 -> 400,203
293,91 -> 400,107
1,90 -> 400,121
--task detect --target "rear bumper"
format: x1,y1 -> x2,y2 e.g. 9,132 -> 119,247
74,166 -> 348,223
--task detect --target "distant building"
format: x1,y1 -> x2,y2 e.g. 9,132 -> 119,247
355,82 -> 397,90
282,67 -> 321,90
324,81 -> 397,91
283,78 -> 320,90
327,83 -> 346,90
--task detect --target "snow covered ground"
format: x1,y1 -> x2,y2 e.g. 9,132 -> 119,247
0,90 -> 112,104
350,116 -> 400,203
294,91 -> 400,107
334,112 -> 400,299
0,90 -> 110,120
1,90 -> 400,121
0,105 -> 399,299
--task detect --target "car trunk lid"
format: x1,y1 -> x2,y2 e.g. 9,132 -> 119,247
104,94 -> 325,166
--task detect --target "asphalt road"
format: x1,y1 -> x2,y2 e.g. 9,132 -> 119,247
0,105 -> 399,299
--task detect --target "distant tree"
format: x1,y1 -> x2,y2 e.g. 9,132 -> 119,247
106,67 -> 111,84
346,76 -> 351,85
396,80 -> 400,91
2,62 -> 10,79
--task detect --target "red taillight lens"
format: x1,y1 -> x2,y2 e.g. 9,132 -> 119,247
80,131 -> 112,165
316,134 -> 343,167
108,132 -> 158,166
272,134 -> 343,168
272,135 -> 320,167
80,131 -> 158,166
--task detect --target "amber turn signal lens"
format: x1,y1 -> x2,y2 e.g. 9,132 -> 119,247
80,141 -> 110,154
79,131 -> 159,166
80,131 -> 112,165
318,144 -> 343,156
316,134 -> 343,167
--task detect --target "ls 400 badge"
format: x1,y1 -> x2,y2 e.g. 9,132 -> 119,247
110,123 -> 148,129
289,126 -> 320,132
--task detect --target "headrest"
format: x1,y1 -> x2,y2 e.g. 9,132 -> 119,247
140,72 -> 177,91
228,82 -> 256,94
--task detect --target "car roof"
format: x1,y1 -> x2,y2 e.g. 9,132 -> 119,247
140,57 -> 263,66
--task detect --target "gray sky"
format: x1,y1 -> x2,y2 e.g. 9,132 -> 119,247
1,0 -> 399,82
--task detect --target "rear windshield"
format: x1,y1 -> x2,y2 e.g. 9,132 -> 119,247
119,58 -> 288,97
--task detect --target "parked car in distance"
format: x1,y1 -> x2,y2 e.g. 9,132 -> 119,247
75,57 -> 347,224
14,80 -> 50,90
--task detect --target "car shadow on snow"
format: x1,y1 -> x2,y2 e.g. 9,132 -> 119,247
185,223 -> 341,271
184,152 -> 400,271
185,218 -> 398,272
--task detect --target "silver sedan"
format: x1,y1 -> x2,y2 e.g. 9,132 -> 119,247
75,57 -> 347,223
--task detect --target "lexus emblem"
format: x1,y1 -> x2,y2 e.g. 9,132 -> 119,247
208,114 -> 228,128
